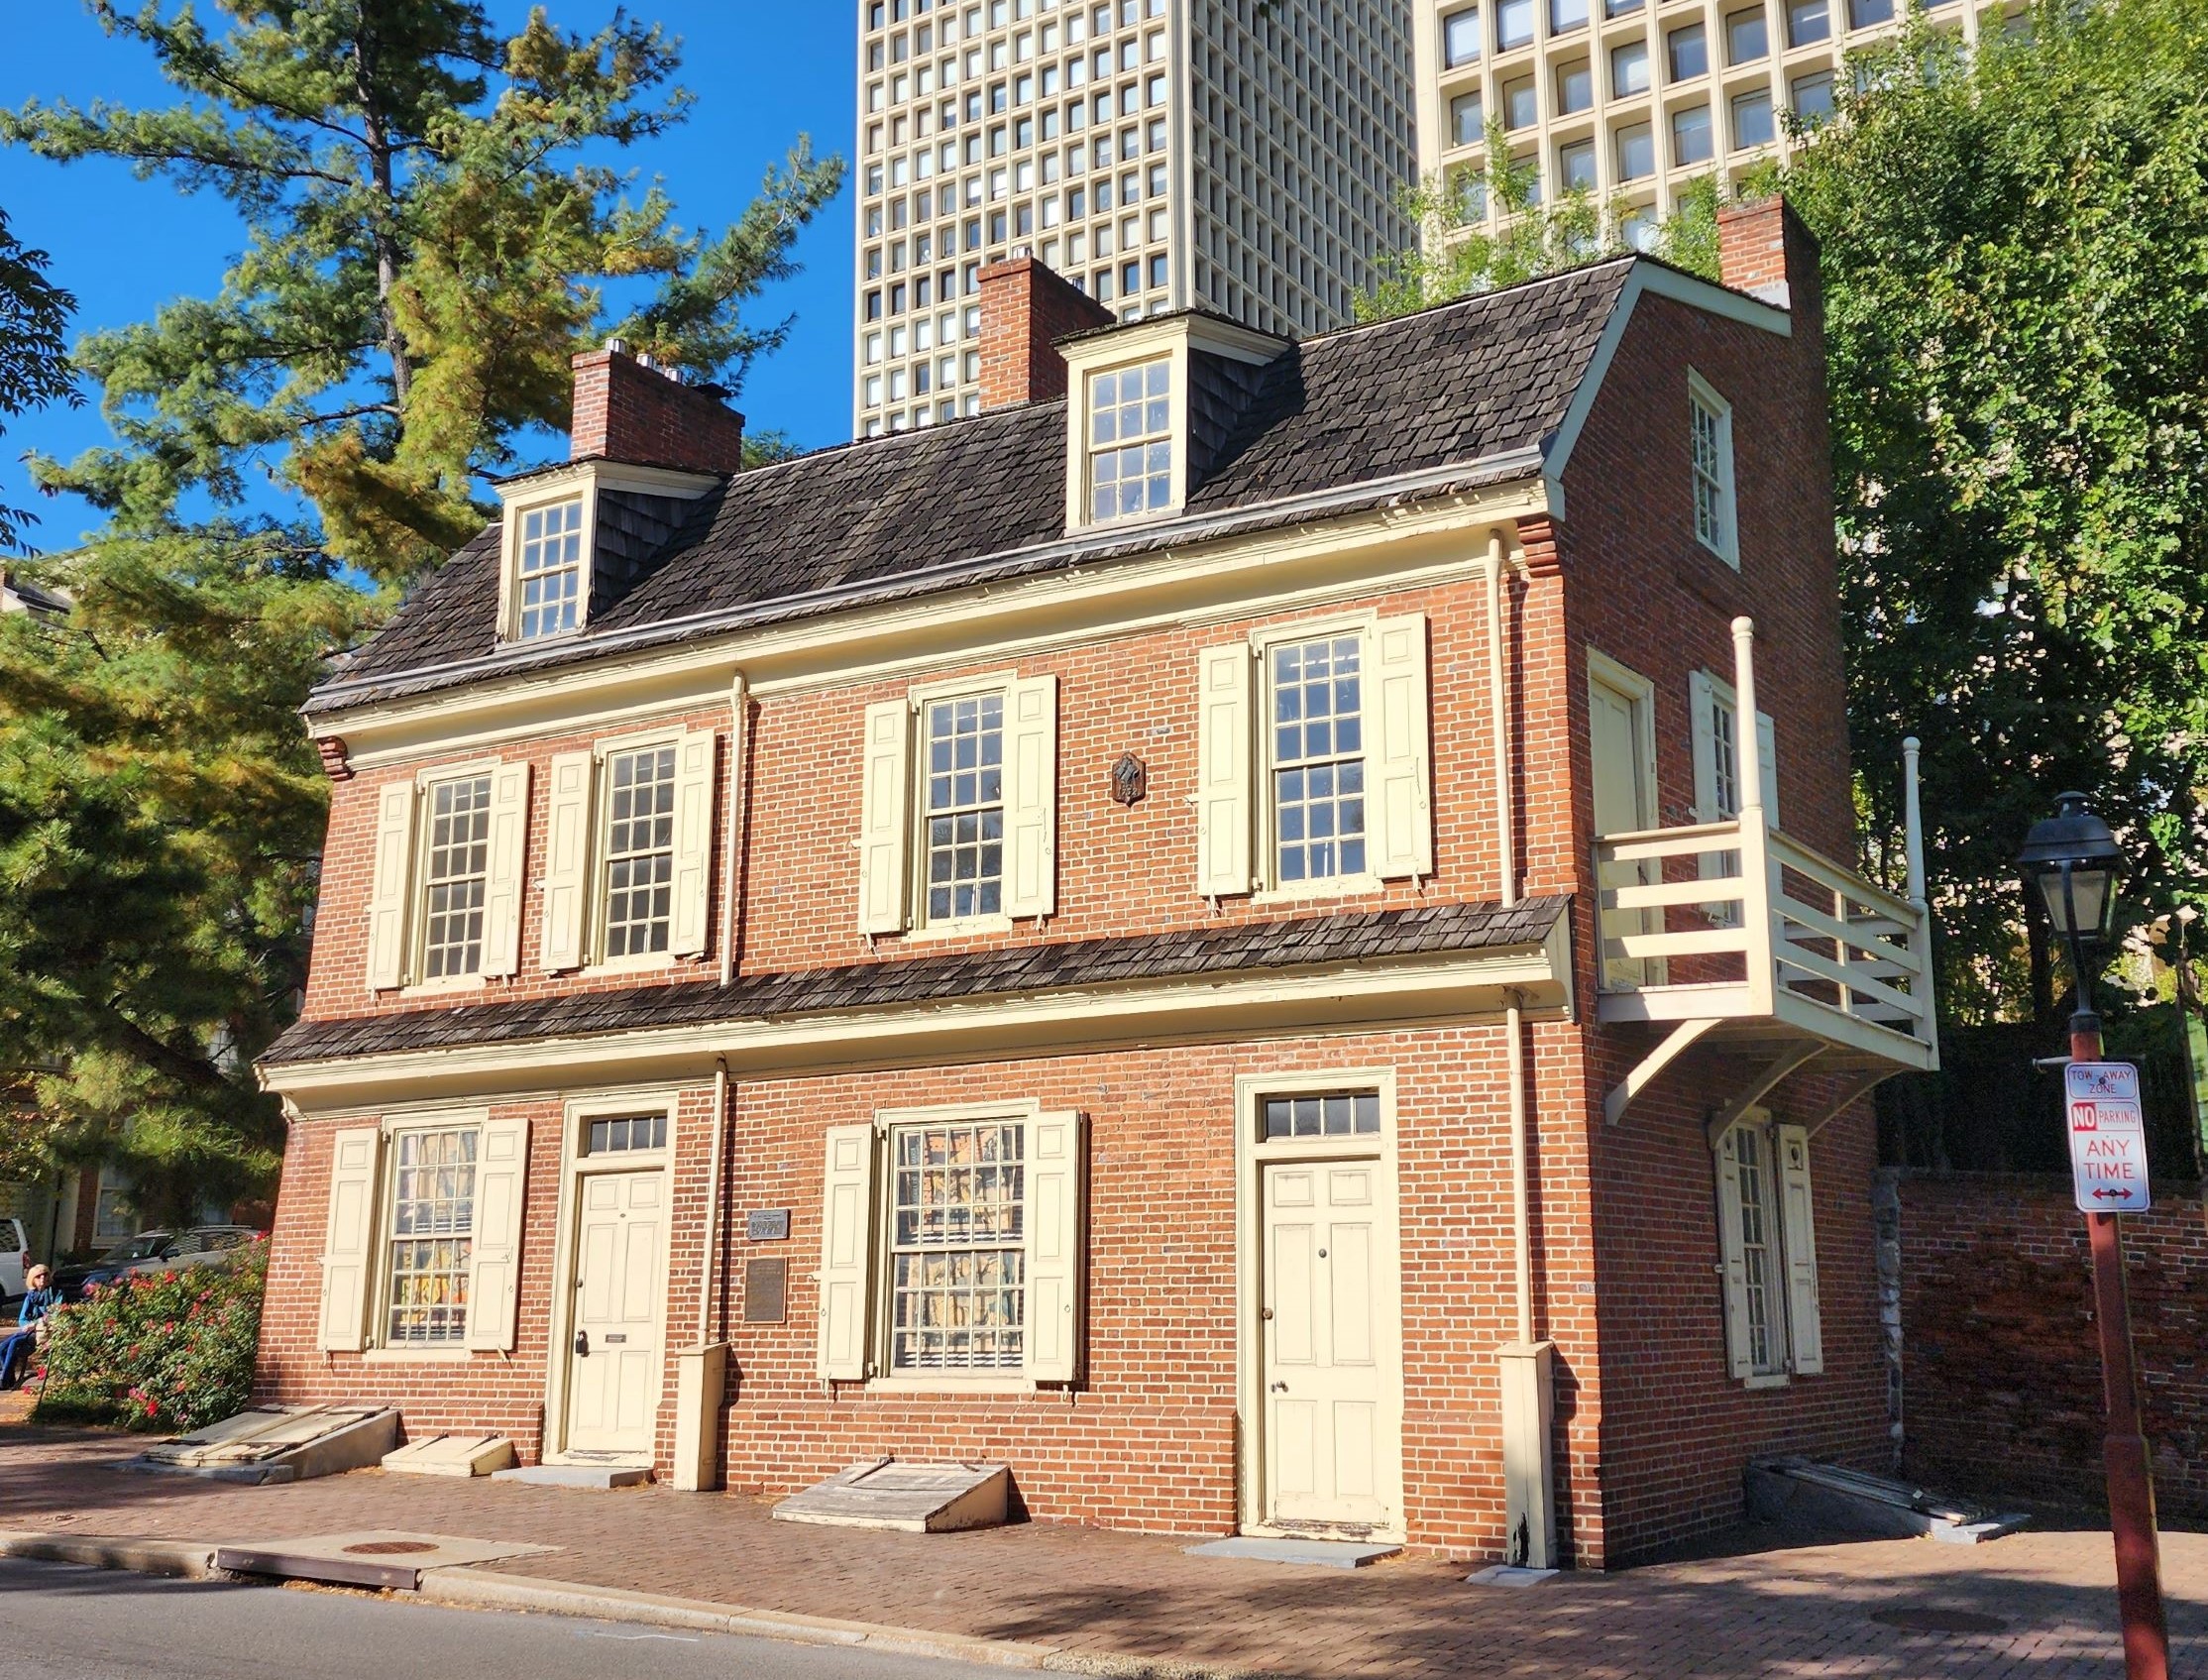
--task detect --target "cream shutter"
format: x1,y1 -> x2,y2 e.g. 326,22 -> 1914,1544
1755,712 -> 1780,828
1196,642 -> 1254,897
1689,671 -> 1719,822
1004,676 -> 1059,920
363,781 -> 417,992
463,1117 -> 530,1352
855,701 -> 912,936
669,728 -> 718,957
480,761 -> 531,978
816,1123 -> 877,1380
1024,1110 -> 1086,1383
1776,1123 -> 1822,1375
318,1126 -> 384,1352
1368,613 -> 1433,880
540,749 -> 595,971
1713,1127 -> 1753,1380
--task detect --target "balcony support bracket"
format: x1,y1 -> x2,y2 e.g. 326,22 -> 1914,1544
1799,1069 -> 1895,1140
1703,1044 -> 1827,1146
1604,1018 -> 1718,1127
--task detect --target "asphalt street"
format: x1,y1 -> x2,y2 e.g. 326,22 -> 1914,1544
0,1558 -> 1012,1680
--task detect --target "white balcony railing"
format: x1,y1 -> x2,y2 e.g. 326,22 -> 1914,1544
1593,618 -> 1938,1125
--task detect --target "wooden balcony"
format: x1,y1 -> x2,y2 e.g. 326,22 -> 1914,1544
1594,619 -> 1938,1127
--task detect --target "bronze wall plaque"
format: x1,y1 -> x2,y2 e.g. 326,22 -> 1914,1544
743,1256 -> 788,1324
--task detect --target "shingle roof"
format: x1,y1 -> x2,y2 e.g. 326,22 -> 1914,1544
263,897 -> 1568,1064
308,260 -> 1635,716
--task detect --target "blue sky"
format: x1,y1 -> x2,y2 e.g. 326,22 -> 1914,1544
0,1 -> 855,550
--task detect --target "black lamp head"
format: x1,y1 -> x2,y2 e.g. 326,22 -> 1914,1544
2018,791 -> 2123,943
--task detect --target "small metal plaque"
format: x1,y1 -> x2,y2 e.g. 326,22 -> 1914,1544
746,1208 -> 791,1242
744,1257 -> 788,1324
604,1333 -> 627,1345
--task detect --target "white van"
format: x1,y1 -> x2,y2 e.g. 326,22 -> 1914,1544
0,1217 -> 27,1298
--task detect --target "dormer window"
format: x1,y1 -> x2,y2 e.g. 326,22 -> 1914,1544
1086,358 -> 1172,522
514,497 -> 587,639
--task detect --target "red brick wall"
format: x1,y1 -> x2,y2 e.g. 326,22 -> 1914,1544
570,347 -> 746,474
1545,239 -> 1891,1560
1895,1172 -> 2208,1521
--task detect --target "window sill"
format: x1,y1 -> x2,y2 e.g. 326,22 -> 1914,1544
580,951 -> 678,978
902,914 -> 1016,943
1252,872 -> 1384,906
363,1346 -> 476,1363
1741,1371 -> 1790,1391
399,974 -> 490,1000
863,1375 -> 1039,1396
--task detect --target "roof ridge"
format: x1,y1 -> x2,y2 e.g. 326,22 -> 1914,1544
1293,253 -> 1638,354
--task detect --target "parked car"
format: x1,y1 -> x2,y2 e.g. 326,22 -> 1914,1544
0,1217 -> 27,1302
54,1226 -> 259,1301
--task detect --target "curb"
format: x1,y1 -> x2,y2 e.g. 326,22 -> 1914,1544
0,1529 -> 218,1579
0,1531 -> 1251,1679
417,1567 -> 1064,1669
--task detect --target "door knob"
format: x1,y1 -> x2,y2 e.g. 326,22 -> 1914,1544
1270,1381 -> 1288,1393
1261,1307 -> 1274,1321
574,1329 -> 590,1358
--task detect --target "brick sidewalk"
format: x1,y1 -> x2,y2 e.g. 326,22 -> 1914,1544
3,1422 -> 2203,1678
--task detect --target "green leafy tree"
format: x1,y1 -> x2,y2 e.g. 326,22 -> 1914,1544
1784,2 -> 2208,1022
0,1 -> 843,1219
0,207 -> 78,553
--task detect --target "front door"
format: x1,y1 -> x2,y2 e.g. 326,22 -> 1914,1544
563,1169 -> 666,1460
1260,1158 -> 1399,1534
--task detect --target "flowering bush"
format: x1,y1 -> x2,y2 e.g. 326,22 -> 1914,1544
31,1240 -> 267,1432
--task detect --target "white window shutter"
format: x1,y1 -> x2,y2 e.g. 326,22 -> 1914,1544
1776,1123 -> 1822,1375
363,781 -> 417,992
1004,675 -> 1058,920
817,1123 -> 877,1380
1688,671 -> 1718,823
1713,1128 -> 1753,1380
1196,642 -> 1254,896
1756,712 -> 1779,829
1369,613 -> 1433,880
669,728 -> 718,957
318,1127 -> 384,1352
464,1117 -> 530,1352
480,761 -> 531,978
540,749 -> 596,971
1024,1110 -> 1086,1383
856,701 -> 912,936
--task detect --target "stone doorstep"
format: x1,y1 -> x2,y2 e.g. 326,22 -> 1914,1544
1184,1537 -> 1402,1570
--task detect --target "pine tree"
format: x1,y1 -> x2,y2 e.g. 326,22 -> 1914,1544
0,1 -> 843,1220
0,207 -> 78,553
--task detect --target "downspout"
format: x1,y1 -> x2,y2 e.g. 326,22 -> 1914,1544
1491,525 -> 1555,1571
674,1056 -> 733,1493
718,672 -> 751,987
703,1059 -> 730,1343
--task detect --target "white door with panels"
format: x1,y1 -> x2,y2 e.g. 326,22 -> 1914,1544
563,1169 -> 666,1459
1260,1158 -> 1401,1534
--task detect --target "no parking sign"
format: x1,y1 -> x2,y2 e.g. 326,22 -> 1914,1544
2065,1062 -> 2152,1214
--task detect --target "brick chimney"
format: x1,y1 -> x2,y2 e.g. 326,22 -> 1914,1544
977,253 -> 1117,410
569,340 -> 747,474
1715,194 -> 1821,322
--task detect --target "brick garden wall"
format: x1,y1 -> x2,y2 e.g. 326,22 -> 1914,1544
1894,1172 -> 2208,1521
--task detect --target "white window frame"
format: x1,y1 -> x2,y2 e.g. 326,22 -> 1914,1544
413,766 -> 497,987
1688,370 -> 1739,568
817,1099 -> 1086,1392
364,758 -> 530,995
539,727 -> 718,977
1713,1111 -> 1823,1387
1081,353 -> 1175,526
377,1118 -> 484,1353
1688,668 -> 1778,920
596,734 -> 685,967
911,677 -> 1016,935
1588,650 -> 1663,990
1256,616 -> 1381,901
499,482 -> 595,643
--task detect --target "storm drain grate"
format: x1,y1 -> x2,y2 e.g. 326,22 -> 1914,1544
1872,1608 -> 2010,1635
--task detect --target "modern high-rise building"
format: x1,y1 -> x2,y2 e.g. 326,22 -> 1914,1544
852,0 -> 1420,438
1410,0 -> 2014,244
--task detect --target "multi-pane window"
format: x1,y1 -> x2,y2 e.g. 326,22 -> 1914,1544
923,694 -> 1005,921
1731,1124 -> 1781,1374
1444,6 -> 1482,63
420,775 -> 492,980
1691,381 -> 1733,558
604,745 -> 677,958
1725,5 -> 1768,61
1270,635 -> 1367,885
514,498 -> 585,640
1263,1091 -> 1381,1141
1673,103 -> 1713,165
588,1114 -> 668,1155
1732,89 -> 1776,149
1786,0 -> 1830,44
1086,358 -> 1171,522
889,1121 -> 1026,1372
386,1129 -> 477,1345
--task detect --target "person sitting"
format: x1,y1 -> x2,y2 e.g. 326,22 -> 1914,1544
0,1264 -> 59,1390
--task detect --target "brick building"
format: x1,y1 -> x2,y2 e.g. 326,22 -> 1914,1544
257,197 -> 1937,1566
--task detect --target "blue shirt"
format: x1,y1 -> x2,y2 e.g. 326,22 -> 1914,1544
15,1287 -> 56,1329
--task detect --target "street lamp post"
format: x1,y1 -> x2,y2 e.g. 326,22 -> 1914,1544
2018,793 -> 2170,1680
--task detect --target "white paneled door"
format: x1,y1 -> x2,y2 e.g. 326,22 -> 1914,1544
564,1170 -> 665,1459
1261,1159 -> 1400,1533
